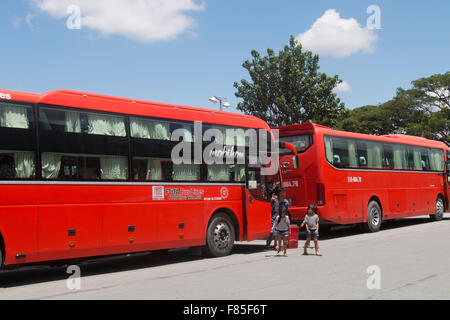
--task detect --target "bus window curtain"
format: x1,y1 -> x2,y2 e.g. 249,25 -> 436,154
131,118 -> 151,139
234,164 -> 245,182
65,111 -> 81,133
146,159 -> 163,181
14,151 -> 35,178
430,150 -> 444,171
324,137 -> 333,163
207,164 -> 230,182
413,150 -> 422,170
393,146 -> 407,169
100,156 -> 128,180
41,153 -> 62,179
348,141 -> 358,168
173,164 -> 200,181
180,124 -> 193,142
88,114 -> 126,136
367,143 -> 382,168
0,104 -> 29,129
130,118 -> 170,140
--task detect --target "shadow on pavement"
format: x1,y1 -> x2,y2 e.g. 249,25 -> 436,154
0,249 -> 206,289
300,215 -> 449,241
0,244 -> 269,289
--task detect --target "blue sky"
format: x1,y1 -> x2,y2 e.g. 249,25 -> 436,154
0,0 -> 449,114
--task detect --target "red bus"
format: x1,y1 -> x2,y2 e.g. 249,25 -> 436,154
278,123 -> 448,232
0,89 -> 286,268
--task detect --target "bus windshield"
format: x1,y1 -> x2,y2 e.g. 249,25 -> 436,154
279,134 -> 312,155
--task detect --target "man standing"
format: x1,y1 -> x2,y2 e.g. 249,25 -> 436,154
278,188 -> 291,221
266,187 -> 289,248
266,192 -> 279,248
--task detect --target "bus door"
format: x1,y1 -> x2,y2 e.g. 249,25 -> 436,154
244,164 -> 272,241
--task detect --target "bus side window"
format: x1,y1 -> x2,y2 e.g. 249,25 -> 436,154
383,143 -> 394,169
0,153 -> 15,179
357,141 -> 368,168
331,137 -> 350,168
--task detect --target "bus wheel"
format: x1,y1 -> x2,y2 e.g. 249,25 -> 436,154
364,201 -> 382,233
203,213 -> 235,257
430,197 -> 444,221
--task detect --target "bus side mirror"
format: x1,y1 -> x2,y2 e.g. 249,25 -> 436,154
293,155 -> 299,169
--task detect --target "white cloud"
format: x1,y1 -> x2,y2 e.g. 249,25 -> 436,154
296,9 -> 378,58
31,0 -> 205,43
334,80 -> 352,93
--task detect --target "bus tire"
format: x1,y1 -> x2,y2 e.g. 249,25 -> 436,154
430,196 -> 444,221
363,201 -> 382,233
203,212 -> 235,257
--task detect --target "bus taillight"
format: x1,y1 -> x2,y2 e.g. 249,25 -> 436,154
316,183 -> 325,206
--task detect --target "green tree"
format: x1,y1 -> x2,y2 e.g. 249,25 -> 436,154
392,72 -> 449,144
233,35 -> 345,128
336,105 -> 394,135
336,72 -> 449,144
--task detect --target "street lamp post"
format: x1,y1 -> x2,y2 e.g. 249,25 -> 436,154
209,96 -> 231,111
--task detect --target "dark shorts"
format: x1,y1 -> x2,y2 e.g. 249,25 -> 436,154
306,230 -> 319,240
273,229 -> 289,237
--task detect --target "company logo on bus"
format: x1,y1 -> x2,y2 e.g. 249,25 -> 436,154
220,187 -> 229,199
152,186 -> 165,200
348,177 -> 362,183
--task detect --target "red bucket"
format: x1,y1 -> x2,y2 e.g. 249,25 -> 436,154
287,226 -> 299,249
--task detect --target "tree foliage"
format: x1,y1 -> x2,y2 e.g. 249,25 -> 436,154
336,72 -> 449,145
234,36 -> 345,127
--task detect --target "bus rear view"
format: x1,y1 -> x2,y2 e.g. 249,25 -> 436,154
278,123 -> 326,224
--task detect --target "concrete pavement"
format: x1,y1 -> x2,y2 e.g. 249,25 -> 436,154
0,214 -> 449,300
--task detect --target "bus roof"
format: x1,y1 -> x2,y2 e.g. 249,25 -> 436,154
277,123 -> 448,149
1,89 -> 269,130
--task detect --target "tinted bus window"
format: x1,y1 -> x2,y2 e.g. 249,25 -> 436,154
324,136 -> 355,168
233,164 -> 246,182
429,149 -> 444,172
40,108 -> 127,137
42,153 -> 128,181
356,140 -> 368,167
392,144 -> 408,170
383,143 -> 394,169
132,157 -> 173,181
130,117 -> 171,141
280,135 -> 312,155
0,102 -> 36,179
0,102 -> 31,129
173,163 -> 201,181
367,141 -> 383,169
411,147 -> 430,171
207,164 -> 231,182
0,151 -> 35,179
